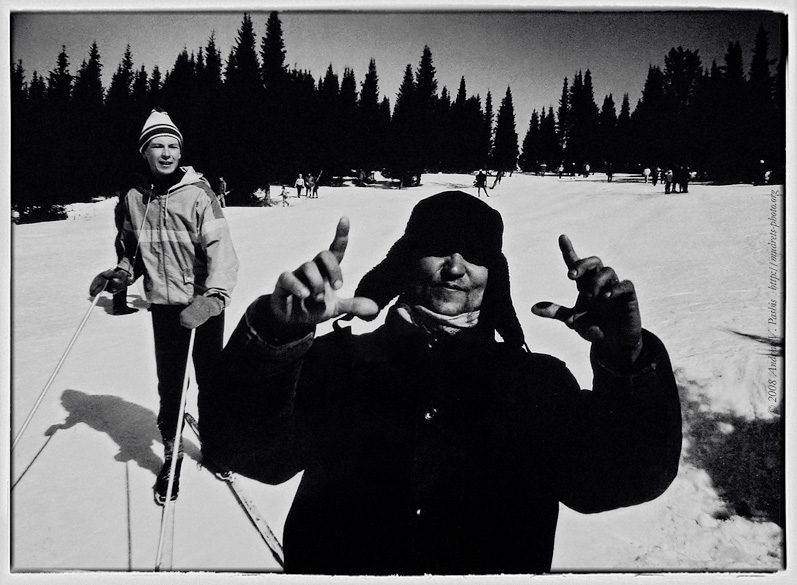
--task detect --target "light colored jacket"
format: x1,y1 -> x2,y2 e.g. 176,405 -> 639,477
117,166 -> 239,306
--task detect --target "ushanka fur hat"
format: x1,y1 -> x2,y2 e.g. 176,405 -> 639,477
355,190 -> 526,348
139,108 -> 183,153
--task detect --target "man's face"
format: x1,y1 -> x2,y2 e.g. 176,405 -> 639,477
142,137 -> 181,177
412,253 -> 489,316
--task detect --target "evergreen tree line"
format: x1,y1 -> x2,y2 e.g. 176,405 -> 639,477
519,24 -> 785,183
11,12 -> 513,209
11,14 -> 785,213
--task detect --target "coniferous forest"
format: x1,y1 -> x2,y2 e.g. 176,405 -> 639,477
10,12 -> 786,219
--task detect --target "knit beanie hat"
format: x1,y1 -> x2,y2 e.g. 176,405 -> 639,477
355,190 -> 526,348
139,108 -> 183,153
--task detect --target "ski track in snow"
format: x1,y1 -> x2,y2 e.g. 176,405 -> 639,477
7,173 -> 785,576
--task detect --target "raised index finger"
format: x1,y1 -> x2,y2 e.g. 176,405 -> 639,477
329,216 -> 350,263
558,234 -> 580,269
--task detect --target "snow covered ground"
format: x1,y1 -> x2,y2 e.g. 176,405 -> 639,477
5,172 -> 790,582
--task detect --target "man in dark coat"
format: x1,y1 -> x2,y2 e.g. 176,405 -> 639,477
200,190 -> 682,575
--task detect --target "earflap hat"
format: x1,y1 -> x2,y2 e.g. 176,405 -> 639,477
354,190 -> 526,348
139,108 -> 183,153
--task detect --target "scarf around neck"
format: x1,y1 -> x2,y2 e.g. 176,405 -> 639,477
392,300 -> 481,342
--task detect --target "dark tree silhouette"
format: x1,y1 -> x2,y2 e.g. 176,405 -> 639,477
492,87 -> 519,174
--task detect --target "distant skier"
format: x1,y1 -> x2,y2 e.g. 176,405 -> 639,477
217,176 -> 227,207
474,169 -> 489,197
664,168 -> 674,194
642,167 -> 651,183
306,175 -> 316,198
295,174 -> 305,198
89,108 -> 239,505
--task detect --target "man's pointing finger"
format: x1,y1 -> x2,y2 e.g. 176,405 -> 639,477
531,301 -> 573,323
558,234 -> 580,273
329,216 -> 350,263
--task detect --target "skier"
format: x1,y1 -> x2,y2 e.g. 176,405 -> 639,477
642,167 -> 651,183
305,174 -> 315,198
89,108 -> 239,505
200,190 -> 682,575
474,169 -> 489,197
217,176 -> 227,207
294,174 -> 305,198
664,168 -> 674,194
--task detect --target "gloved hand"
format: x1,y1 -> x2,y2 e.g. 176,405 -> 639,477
89,268 -> 131,296
179,295 -> 225,329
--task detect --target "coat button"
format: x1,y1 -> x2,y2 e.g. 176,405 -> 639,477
423,408 -> 437,421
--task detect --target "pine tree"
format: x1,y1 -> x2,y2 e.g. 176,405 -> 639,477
388,63 -> 418,185
598,94 -> 617,168
71,41 -> 107,199
540,106 -> 560,168
148,66 -> 162,105
106,44 -> 135,108
131,65 -> 149,111
11,60 -> 27,109
557,77 -> 570,155
492,87 -> 519,174
46,46 -> 72,106
518,109 -> 540,172
615,93 -> 632,170
222,13 -> 267,198
414,46 -> 438,177
358,58 -> 385,174
481,91 -> 494,169
748,24 -> 778,180
261,11 -> 287,92
339,67 -> 359,172
631,65 -> 666,167
72,41 -> 104,110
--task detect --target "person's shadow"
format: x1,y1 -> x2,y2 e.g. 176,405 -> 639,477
44,389 -> 201,476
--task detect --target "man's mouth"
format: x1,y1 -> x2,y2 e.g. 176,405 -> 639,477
435,283 -> 466,292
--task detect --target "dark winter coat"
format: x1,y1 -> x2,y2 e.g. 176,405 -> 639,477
200,295 -> 682,576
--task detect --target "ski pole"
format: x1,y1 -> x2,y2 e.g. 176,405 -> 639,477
155,327 -> 196,571
11,282 -> 107,453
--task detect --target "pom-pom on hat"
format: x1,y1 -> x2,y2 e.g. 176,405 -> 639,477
139,108 -> 183,153
354,190 -> 526,348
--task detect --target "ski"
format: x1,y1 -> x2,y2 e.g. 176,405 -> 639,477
183,412 -> 285,569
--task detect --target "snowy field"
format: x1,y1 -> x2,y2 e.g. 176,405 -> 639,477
5,172 -> 790,583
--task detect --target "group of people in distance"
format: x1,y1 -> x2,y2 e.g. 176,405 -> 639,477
295,172 -> 320,198
89,107 -> 682,575
644,165 -> 691,193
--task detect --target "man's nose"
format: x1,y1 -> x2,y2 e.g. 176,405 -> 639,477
442,253 -> 466,277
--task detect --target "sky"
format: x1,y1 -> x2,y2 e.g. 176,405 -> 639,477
6,2 -> 788,133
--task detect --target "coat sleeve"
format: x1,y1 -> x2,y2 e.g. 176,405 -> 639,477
541,329 -> 682,514
114,191 -> 143,280
196,185 -> 239,305
198,295 -> 315,484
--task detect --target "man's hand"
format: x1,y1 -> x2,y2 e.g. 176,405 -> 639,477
270,217 -> 379,326
89,268 -> 131,297
531,234 -> 643,363
180,295 -> 224,329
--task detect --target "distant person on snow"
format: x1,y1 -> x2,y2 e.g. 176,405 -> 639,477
217,176 -> 227,207
474,169 -> 489,197
664,168 -> 674,194
199,190 -> 682,575
305,174 -> 316,198
89,108 -> 239,505
642,167 -> 651,183
295,174 -> 305,198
